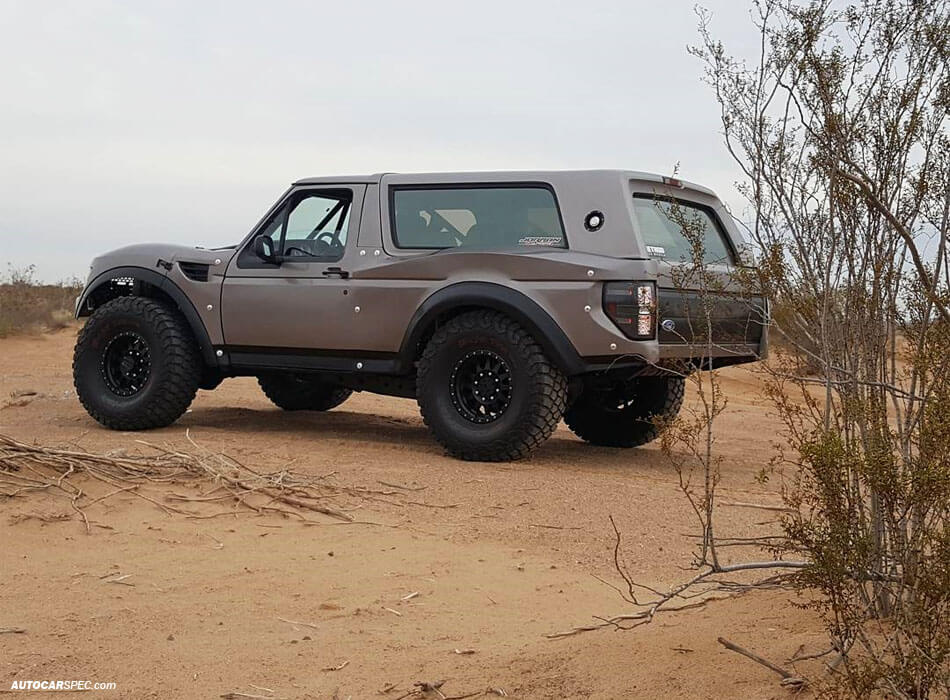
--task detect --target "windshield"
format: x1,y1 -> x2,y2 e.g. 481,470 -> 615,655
632,196 -> 734,265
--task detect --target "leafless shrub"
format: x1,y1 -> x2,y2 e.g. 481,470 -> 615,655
554,191 -> 809,649
0,264 -> 82,337
692,0 -> 950,695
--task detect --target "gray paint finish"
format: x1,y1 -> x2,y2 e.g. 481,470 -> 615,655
78,169 -> 766,375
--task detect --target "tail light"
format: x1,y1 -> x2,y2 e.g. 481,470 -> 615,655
603,282 -> 656,340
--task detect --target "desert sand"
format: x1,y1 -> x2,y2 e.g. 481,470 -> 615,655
0,328 -> 825,699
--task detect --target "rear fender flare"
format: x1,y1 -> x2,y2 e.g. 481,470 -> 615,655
398,282 -> 584,375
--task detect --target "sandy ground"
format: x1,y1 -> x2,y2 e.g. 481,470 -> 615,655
0,328 -> 826,699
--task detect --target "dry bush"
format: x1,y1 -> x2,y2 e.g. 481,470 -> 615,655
693,0 -> 950,695
0,264 -> 83,337
767,293 -> 825,376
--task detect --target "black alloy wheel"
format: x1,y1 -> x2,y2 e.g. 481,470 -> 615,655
100,331 -> 151,397
416,309 -> 568,461
73,296 -> 201,430
450,349 -> 513,424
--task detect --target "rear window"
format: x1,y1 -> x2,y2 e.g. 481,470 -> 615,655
632,196 -> 734,265
392,186 -> 566,250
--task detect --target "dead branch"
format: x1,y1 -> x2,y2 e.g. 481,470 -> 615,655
406,500 -> 459,509
717,637 -> 806,688
551,516 -> 806,638
276,616 -> 318,630
528,523 -> 582,530
718,499 -> 795,513
0,433 -> 416,527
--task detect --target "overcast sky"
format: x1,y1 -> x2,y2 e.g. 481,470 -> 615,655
0,0 -> 760,282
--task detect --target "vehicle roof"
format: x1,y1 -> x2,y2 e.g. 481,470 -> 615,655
293,170 -> 717,197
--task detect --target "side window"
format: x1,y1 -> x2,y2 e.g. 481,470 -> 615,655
279,189 -> 352,261
391,186 -> 566,250
632,196 -> 734,266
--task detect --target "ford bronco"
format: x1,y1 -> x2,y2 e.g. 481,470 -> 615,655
73,170 -> 766,461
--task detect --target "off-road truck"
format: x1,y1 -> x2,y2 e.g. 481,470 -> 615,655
73,170 -> 767,461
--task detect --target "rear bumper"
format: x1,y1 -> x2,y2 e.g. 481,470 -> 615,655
577,332 -> 767,375
658,341 -> 763,361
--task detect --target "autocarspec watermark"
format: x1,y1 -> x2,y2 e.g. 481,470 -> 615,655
9,680 -> 116,691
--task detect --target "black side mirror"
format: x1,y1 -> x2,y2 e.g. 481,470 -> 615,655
253,235 -> 279,264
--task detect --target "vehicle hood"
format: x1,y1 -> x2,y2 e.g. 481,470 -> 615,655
85,243 -> 234,285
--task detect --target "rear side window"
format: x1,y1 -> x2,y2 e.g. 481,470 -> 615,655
632,196 -> 734,265
392,186 -> 566,250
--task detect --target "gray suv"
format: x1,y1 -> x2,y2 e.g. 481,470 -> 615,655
73,170 -> 766,461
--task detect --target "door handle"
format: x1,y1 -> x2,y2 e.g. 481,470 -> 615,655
322,267 -> 350,279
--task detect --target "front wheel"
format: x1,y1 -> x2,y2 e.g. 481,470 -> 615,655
416,310 -> 567,461
73,296 -> 202,430
564,376 -> 685,447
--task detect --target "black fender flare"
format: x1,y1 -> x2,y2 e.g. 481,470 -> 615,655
76,266 -> 218,367
398,281 -> 585,375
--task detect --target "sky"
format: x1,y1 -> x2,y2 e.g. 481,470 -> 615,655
0,0 -> 761,282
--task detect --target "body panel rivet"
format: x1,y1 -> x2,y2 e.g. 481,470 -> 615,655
356,362 -> 363,370
584,305 -> 591,312
354,306 -> 361,313
215,349 -> 224,357
206,304 -> 213,311
587,269 -> 594,277
610,343 -> 617,350
214,258 -> 221,265
360,250 -> 366,256
374,250 -> 380,256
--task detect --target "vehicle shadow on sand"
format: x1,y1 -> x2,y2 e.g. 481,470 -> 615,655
177,405 -> 661,471
180,406 -> 432,445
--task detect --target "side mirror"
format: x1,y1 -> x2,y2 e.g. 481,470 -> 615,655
253,235 -> 279,264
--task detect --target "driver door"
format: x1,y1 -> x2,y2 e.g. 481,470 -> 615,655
221,185 -> 366,355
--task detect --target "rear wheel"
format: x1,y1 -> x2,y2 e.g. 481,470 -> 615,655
73,296 -> 201,430
564,376 -> 685,447
416,310 -> 567,461
258,373 -> 352,411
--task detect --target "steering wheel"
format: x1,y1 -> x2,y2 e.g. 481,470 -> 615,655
284,236 -> 343,258
283,245 -> 311,257
316,231 -> 344,255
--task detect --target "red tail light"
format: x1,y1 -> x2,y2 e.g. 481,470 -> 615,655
603,282 -> 656,340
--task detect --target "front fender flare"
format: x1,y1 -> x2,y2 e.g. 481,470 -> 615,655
76,265 -> 217,367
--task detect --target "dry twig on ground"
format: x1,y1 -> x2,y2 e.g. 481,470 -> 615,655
0,432 -> 409,528
549,515 -> 806,638
717,637 -> 806,689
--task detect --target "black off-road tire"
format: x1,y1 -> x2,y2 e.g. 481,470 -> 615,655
416,310 -> 568,462
564,376 -> 685,448
73,296 -> 202,430
258,374 -> 352,411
